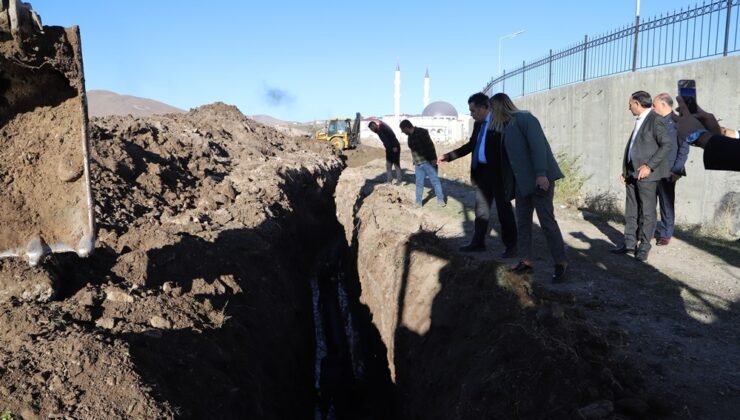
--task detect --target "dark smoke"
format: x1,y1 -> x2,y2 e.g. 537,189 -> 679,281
264,86 -> 295,106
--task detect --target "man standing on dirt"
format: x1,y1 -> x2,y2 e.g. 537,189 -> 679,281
652,93 -> 688,246
612,91 -> 673,262
399,119 -> 445,207
368,120 -> 402,184
438,92 -> 517,257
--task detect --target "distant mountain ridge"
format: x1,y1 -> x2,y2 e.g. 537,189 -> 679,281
87,90 -> 184,118
249,114 -> 302,126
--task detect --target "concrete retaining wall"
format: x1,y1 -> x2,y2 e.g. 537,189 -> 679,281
512,55 -> 740,231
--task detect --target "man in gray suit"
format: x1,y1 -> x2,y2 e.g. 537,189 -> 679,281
612,91 -> 673,262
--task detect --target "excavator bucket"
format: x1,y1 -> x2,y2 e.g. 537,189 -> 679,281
0,2 -> 95,265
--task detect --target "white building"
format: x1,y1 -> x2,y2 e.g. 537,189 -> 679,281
361,66 -> 473,147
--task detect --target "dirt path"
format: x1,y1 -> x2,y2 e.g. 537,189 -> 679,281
345,150 -> 740,419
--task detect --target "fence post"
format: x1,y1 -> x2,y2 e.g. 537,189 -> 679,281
632,12 -> 640,71
548,49 -> 553,90
582,35 -> 588,81
724,0 -> 733,56
522,60 -> 526,96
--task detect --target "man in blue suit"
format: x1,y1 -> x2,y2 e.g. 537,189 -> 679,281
439,92 -> 517,257
652,93 -> 689,246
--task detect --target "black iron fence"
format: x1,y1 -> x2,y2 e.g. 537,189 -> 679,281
483,0 -> 739,97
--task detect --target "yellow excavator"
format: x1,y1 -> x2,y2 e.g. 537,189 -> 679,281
315,112 -> 361,150
0,1 -> 95,265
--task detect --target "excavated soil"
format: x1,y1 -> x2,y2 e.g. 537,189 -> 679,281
0,26 -> 91,257
337,155 -> 740,420
0,102 -> 346,418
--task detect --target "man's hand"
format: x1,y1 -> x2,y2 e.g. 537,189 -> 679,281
676,96 -> 721,147
535,176 -> 550,191
438,155 -> 448,163
637,164 -> 651,180
619,174 -> 625,185
671,173 -> 681,183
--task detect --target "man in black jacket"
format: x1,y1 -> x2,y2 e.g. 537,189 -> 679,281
400,119 -> 445,207
652,93 -> 689,246
439,92 -> 517,257
368,121 -> 402,184
612,91 -> 673,262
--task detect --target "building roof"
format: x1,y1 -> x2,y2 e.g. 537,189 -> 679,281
422,101 -> 458,118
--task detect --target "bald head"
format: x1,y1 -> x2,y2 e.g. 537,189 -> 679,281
652,93 -> 674,117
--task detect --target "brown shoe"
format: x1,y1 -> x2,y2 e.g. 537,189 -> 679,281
656,237 -> 671,246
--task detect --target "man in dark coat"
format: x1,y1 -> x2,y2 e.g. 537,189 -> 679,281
652,93 -> 689,246
612,91 -> 673,262
368,120 -> 402,184
400,119 -> 445,207
439,92 -> 517,257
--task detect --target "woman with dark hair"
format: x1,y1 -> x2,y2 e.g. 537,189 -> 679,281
490,93 -> 569,283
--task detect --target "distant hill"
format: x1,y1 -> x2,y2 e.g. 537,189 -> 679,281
250,114 -> 299,126
249,114 -> 317,136
87,90 -> 184,118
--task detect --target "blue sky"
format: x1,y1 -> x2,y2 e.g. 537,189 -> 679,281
33,1 -> 701,122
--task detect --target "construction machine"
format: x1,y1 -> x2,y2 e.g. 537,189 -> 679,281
315,112 -> 361,150
0,1 -> 95,265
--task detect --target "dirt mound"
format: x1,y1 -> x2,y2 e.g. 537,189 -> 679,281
336,162 -> 665,419
0,102 -> 344,418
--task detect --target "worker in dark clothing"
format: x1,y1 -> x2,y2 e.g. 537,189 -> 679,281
399,119 -> 445,207
368,120 -> 402,184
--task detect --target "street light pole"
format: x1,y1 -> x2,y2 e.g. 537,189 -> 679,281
498,30 -> 525,75
632,0 -> 641,71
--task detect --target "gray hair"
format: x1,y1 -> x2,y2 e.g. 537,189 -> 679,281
655,92 -> 674,107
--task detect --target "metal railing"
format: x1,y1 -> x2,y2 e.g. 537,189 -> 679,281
483,0 -> 739,97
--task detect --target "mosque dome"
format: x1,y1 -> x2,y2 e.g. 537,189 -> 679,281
422,101 -> 458,118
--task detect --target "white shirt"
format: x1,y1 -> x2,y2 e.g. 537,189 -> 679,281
628,109 -> 651,162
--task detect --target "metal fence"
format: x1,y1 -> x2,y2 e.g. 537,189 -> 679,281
483,0 -> 739,97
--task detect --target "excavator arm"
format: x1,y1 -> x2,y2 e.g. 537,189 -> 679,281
0,2 -> 95,265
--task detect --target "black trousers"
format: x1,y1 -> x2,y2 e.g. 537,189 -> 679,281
470,164 -> 517,248
624,176 -> 658,252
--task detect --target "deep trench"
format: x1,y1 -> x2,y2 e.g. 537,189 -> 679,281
296,171 -> 397,420
48,165 -> 397,419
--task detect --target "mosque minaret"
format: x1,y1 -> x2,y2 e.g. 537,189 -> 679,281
394,63 -> 401,123
423,68 -> 430,108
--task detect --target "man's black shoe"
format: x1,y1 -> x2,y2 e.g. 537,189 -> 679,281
501,247 -> 517,259
459,242 -> 485,252
610,244 -> 634,255
510,261 -> 534,275
634,251 -> 649,262
552,264 -> 568,283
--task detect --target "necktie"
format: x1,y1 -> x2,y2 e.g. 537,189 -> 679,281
628,118 -> 639,162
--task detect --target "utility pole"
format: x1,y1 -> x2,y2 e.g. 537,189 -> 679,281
498,30 -> 526,75
632,0 -> 640,72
